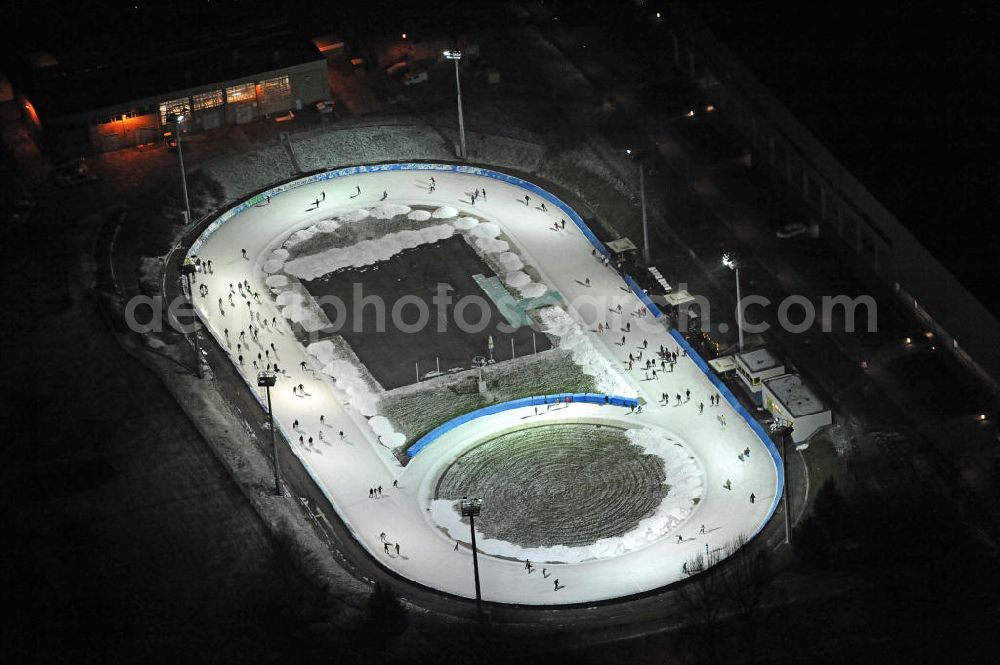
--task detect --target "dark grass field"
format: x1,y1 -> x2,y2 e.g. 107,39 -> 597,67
303,235 -> 551,390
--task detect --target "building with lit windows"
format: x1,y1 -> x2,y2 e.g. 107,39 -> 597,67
23,19 -> 328,155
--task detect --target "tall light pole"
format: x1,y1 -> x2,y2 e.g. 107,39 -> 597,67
770,420 -> 794,545
179,258 -> 203,378
172,112 -> 192,225
460,496 -> 484,619
258,370 -> 281,495
722,253 -> 744,353
626,148 -> 651,264
443,49 -> 467,159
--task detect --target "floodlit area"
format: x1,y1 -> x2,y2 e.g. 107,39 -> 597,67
187,164 -> 781,605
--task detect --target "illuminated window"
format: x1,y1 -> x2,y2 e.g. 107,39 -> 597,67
226,82 -> 257,103
259,75 -> 291,99
159,97 -> 190,124
192,90 -> 223,111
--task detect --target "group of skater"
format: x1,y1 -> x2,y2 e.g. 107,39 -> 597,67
523,559 -> 562,591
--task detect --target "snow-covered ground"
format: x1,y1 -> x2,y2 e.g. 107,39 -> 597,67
187,166 -> 780,605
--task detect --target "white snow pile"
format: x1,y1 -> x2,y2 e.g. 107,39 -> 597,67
469,222 -> 501,239
263,259 -> 285,274
452,216 -> 479,230
497,251 -> 523,271
306,341 -> 380,416
284,224 -> 456,280
369,417 -> 408,448
538,306 -> 630,395
265,275 -> 288,288
317,219 -> 341,233
429,426 -> 703,562
519,282 -> 548,298
285,226 -> 318,248
277,289 -> 329,332
476,238 -> 509,254
369,203 -> 412,219
338,209 -> 370,223
271,248 -> 290,260
407,209 -> 432,221
432,206 -> 459,219
505,271 -> 532,288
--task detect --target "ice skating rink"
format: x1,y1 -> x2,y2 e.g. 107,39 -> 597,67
187,164 -> 782,605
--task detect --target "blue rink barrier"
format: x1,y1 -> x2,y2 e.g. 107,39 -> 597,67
668,328 -> 785,538
406,393 -> 639,457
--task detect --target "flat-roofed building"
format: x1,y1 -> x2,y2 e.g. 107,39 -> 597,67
735,347 -> 785,404
761,374 -> 832,443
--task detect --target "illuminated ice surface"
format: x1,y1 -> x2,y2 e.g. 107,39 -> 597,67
188,167 -> 780,604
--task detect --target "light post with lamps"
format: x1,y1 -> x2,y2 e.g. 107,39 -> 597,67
443,49 -> 467,159
257,370 -> 281,495
168,111 -> 192,225
625,148 -> 651,264
178,258 -> 203,378
460,496 -> 484,619
769,419 -> 794,545
722,253 -> 745,354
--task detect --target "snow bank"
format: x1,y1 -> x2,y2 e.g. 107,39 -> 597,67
497,251 -> 523,271
538,306 -> 630,395
519,282 -> 548,298
453,216 -> 479,230
407,210 -> 432,221
432,206 -> 458,219
338,209 -> 370,223
271,248 -> 290,260
317,219 -> 340,233
284,224 -> 456,280
370,203 -> 412,219
469,222 -> 501,239
263,259 -> 285,274
429,426 -> 703,563
505,271 -> 532,288
306,341 -> 380,416
475,237 -> 509,254
265,275 -> 289,288
286,226 -> 318,247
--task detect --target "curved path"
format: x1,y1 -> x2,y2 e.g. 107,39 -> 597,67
186,164 -> 780,605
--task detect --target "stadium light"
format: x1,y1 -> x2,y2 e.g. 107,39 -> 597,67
460,496 -> 484,618
443,49 -> 467,159
625,148 -> 651,264
769,418 -> 794,544
169,111 -> 193,224
257,370 -> 281,495
722,253 -> 744,353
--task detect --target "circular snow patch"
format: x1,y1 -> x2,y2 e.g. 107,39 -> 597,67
263,259 -> 284,274
505,271 -> 531,288
432,206 -> 459,219
520,282 -> 548,298
271,248 -> 290,260
317,219 -> 340,233
338,209 -> 370,223
476,238 -> 509,254
369,416 -> 394,436
470,222 -> 501,239
453,216 -> 479,230
408,209 -> 432,221
370,203 -> 412,219
276,291 -> 304,306
497,252 -> 523,271
380,432 -> 406,448
265,275 -> 288,288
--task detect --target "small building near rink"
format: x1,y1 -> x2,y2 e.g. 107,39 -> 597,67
761,373 -> 832,443
25,19 -> 328,155
735,347 -> 785,405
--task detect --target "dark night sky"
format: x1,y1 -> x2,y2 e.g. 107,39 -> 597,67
693,0 -> 1000,313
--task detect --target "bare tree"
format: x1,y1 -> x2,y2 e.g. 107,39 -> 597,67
679,546 -> 725,664
720,534 -> 773,664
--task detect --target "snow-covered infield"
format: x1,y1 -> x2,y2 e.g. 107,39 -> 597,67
185,163 -> 782,605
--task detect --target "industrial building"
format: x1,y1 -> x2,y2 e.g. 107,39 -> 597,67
22,18 -> 329,155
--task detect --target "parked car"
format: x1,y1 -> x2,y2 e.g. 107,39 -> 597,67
314,100 -> 335,115
776,222 -> 807,239
402,70 -> 428,86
